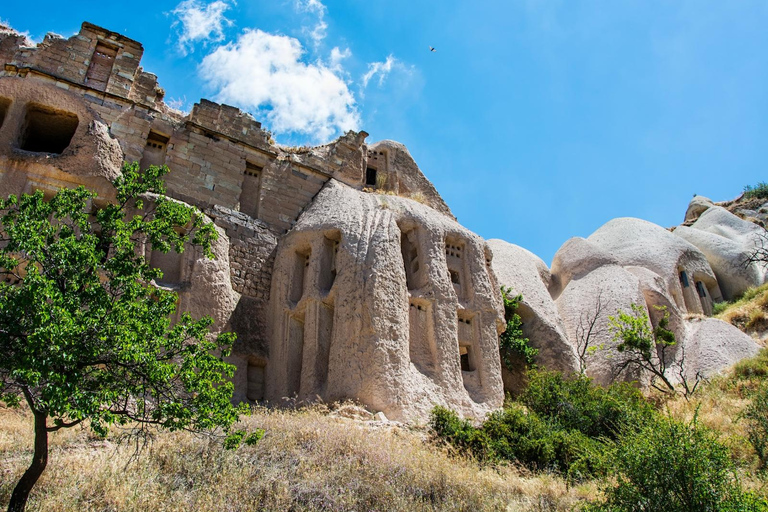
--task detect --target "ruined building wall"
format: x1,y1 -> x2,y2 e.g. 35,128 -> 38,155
0,22 -> 476,419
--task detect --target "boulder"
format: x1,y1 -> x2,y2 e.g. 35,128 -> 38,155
588,217 -> 723,315
552,238 -> 647,384
681,317 -> 761,380
488,239 -> 579,389
550,237 -> 619,299
684,195 -> 714,223
675,225 -> 764,300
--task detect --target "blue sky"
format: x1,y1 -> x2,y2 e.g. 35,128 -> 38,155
3,1 -> 767,264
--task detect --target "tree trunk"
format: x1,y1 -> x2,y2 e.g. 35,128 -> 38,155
7,410 -> 48,512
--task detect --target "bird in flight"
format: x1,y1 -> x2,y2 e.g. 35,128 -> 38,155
429,46 -> 436,52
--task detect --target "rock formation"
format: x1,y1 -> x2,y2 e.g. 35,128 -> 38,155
0,22 -> 763,422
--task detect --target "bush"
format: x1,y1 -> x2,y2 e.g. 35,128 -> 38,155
429,406 -> 494,461
430,371 -> 656,481
745,182 -> 768,200
588,415 -> 767,512
482,405 -> 605,479
743,384 -> 768,468
520,370 -> 655,440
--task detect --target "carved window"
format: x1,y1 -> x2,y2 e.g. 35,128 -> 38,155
695,281 -> 707,298
409,299 -> 435,375
246,361 -> 266,401
240,162 -> 263,219
366,167 -> 377,187
458,313 -> 476,372
19,104 -> 78,154
400,227 -> 425,290
290,247 -> 311,303
319,232 -> 340,292
85,43 -> 117,92
150,248 -> 183,286
679,270 -> 690,288
445,238 -> 466,299
139,131 -> 170,170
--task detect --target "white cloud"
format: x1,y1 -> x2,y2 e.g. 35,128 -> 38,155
329,46 -> 351,72
295,0 -> 328,46
172,0 -> 232,55
362,55 -> 397,88
199,29 -> 360,142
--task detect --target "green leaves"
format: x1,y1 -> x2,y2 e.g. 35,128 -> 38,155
0,162 -> 242,440
499,286 -> 538,369
608,304 -> 682,395
589,415 -> 768,512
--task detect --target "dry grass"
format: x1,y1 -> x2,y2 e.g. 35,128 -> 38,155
0,404 -> 596,512
717,283 -> 768,340
657,350 -> 768,487
6,286 -> 768,511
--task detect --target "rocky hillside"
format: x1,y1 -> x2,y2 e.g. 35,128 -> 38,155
490,188 -> 767,396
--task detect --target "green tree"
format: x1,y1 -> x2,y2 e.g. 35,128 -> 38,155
608,304 -> 681,395
0,163 -> 247,512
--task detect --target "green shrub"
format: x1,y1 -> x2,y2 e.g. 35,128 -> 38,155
713,301 -> 732,315
588,415 -> 767,512
430,406 -> 487,457
482,405 -> 605,479
430,371 -> 655,481
744,182 -> 768,200
744,384 -> 768,468
520,370 -> 655,440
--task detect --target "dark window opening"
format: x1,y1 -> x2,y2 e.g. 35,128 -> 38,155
679,270 -> 690,288
139,131 -> 170,170
410,301 -> 425,312
401,228 -> 424,291
459,345 -> 474,372
445,244 -> 463,259
445,238 -> 466,298
19,104 -> 79,154
246,362 -> 265,401
85,43 -> 118,92
290,248 -> 311,303
696,281 -> 707,298
0,97 -> 10,130
365,167 -> 377,187
320,233 -> 340,292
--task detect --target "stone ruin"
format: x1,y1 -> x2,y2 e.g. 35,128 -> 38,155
0,22 -> 763,422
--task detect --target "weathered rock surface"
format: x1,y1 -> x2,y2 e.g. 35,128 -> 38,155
589,217 -> 723,315
549,237 -> 620,299
552,240 -> 647,384
681,318 -> 761,380
488,239 -> 578,391
684,195 -> 715,223
266,180 -> 504,422
675,207 -> 766,300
